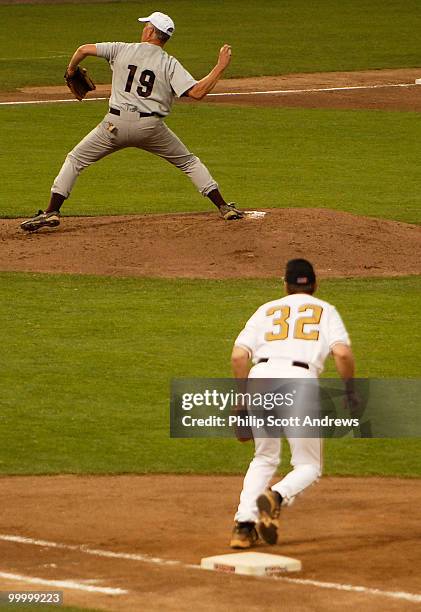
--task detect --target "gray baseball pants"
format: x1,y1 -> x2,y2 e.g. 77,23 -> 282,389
51,110 -> 218,198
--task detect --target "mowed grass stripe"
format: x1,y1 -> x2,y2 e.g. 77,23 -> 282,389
1,102 -> 420,224
0,273 -> 420,476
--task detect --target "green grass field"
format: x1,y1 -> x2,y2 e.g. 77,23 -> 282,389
1,101 -> 420,224
1,0 -> 421,90
0,2 -> 419,487
0,273 -> 419,477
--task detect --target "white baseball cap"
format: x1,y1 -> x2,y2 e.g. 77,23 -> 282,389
138,11 -> 175,37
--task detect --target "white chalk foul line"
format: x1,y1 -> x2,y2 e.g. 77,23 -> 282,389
279,576 -> 421,604
0,55 -> 69,62
208,82 -> 417,97
0,82 -> 417,107
1,534 -> 421,604
0,571 -> 127,596
0,97 -> 109,106
0,534 -> 198,569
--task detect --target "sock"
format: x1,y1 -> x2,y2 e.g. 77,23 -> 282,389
206,189 -> 227,209
45,192 -> 66,213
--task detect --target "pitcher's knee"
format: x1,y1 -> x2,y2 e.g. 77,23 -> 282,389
51,153 -> 85,199
67,151 -> 88,174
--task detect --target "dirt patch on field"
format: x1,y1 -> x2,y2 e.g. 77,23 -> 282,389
1,209 -> 420,279
204,68 -> 421,112
0,475 -> 419,611
2,68 -> 421,111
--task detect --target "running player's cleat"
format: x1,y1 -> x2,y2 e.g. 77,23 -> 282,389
257,490 -> 283,545
219,202 -> 244,220
230,521 -> 259,549
20,210 -> 61,232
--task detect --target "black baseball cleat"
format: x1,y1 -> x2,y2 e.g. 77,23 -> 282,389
219,202 -> 244,220
256,489 -> 283,545
20,210 -> 61,232
230,521 -> 259,549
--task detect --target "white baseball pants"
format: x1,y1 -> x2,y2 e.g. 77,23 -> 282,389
51,110 -> 218,199
235,361 -> 322,523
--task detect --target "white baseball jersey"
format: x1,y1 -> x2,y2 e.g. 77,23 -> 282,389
235,293 -> 350,376
96,42 -> 197,116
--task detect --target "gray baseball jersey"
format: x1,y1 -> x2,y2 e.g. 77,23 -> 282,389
51,40 -> 217,201
96,42 -> 197,116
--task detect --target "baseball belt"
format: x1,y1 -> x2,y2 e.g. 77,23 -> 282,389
258,359 -> 310,370
109,107 -> 163,119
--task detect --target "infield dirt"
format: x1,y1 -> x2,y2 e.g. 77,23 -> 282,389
0,475 -> 420,611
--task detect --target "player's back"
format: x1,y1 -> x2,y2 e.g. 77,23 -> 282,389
235,293 -> 350,376
111,43 -> 172,86
96,41 -> 193,116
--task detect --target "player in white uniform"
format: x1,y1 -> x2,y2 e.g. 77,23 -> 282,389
21,11 -> 243,232
230,258 -> 356,548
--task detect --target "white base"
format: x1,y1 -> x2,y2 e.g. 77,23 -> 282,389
415,78 -> 421,85
243,211 -> 267,219
201,551 -> 301,576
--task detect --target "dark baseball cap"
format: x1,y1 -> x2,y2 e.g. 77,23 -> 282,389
285,258 -> 316,285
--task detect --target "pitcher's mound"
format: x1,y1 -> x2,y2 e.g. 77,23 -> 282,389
2,208 -> 420,279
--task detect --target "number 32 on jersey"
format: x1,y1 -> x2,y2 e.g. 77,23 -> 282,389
265,305 -> 323,342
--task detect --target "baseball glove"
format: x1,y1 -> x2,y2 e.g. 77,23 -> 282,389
64,66 -> 96,101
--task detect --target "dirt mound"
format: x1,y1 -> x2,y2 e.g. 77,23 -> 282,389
1,208 -> 420,279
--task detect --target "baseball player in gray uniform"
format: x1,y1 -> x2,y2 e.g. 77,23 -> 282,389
21,11 -> 243,232
229,259 -> 357,549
